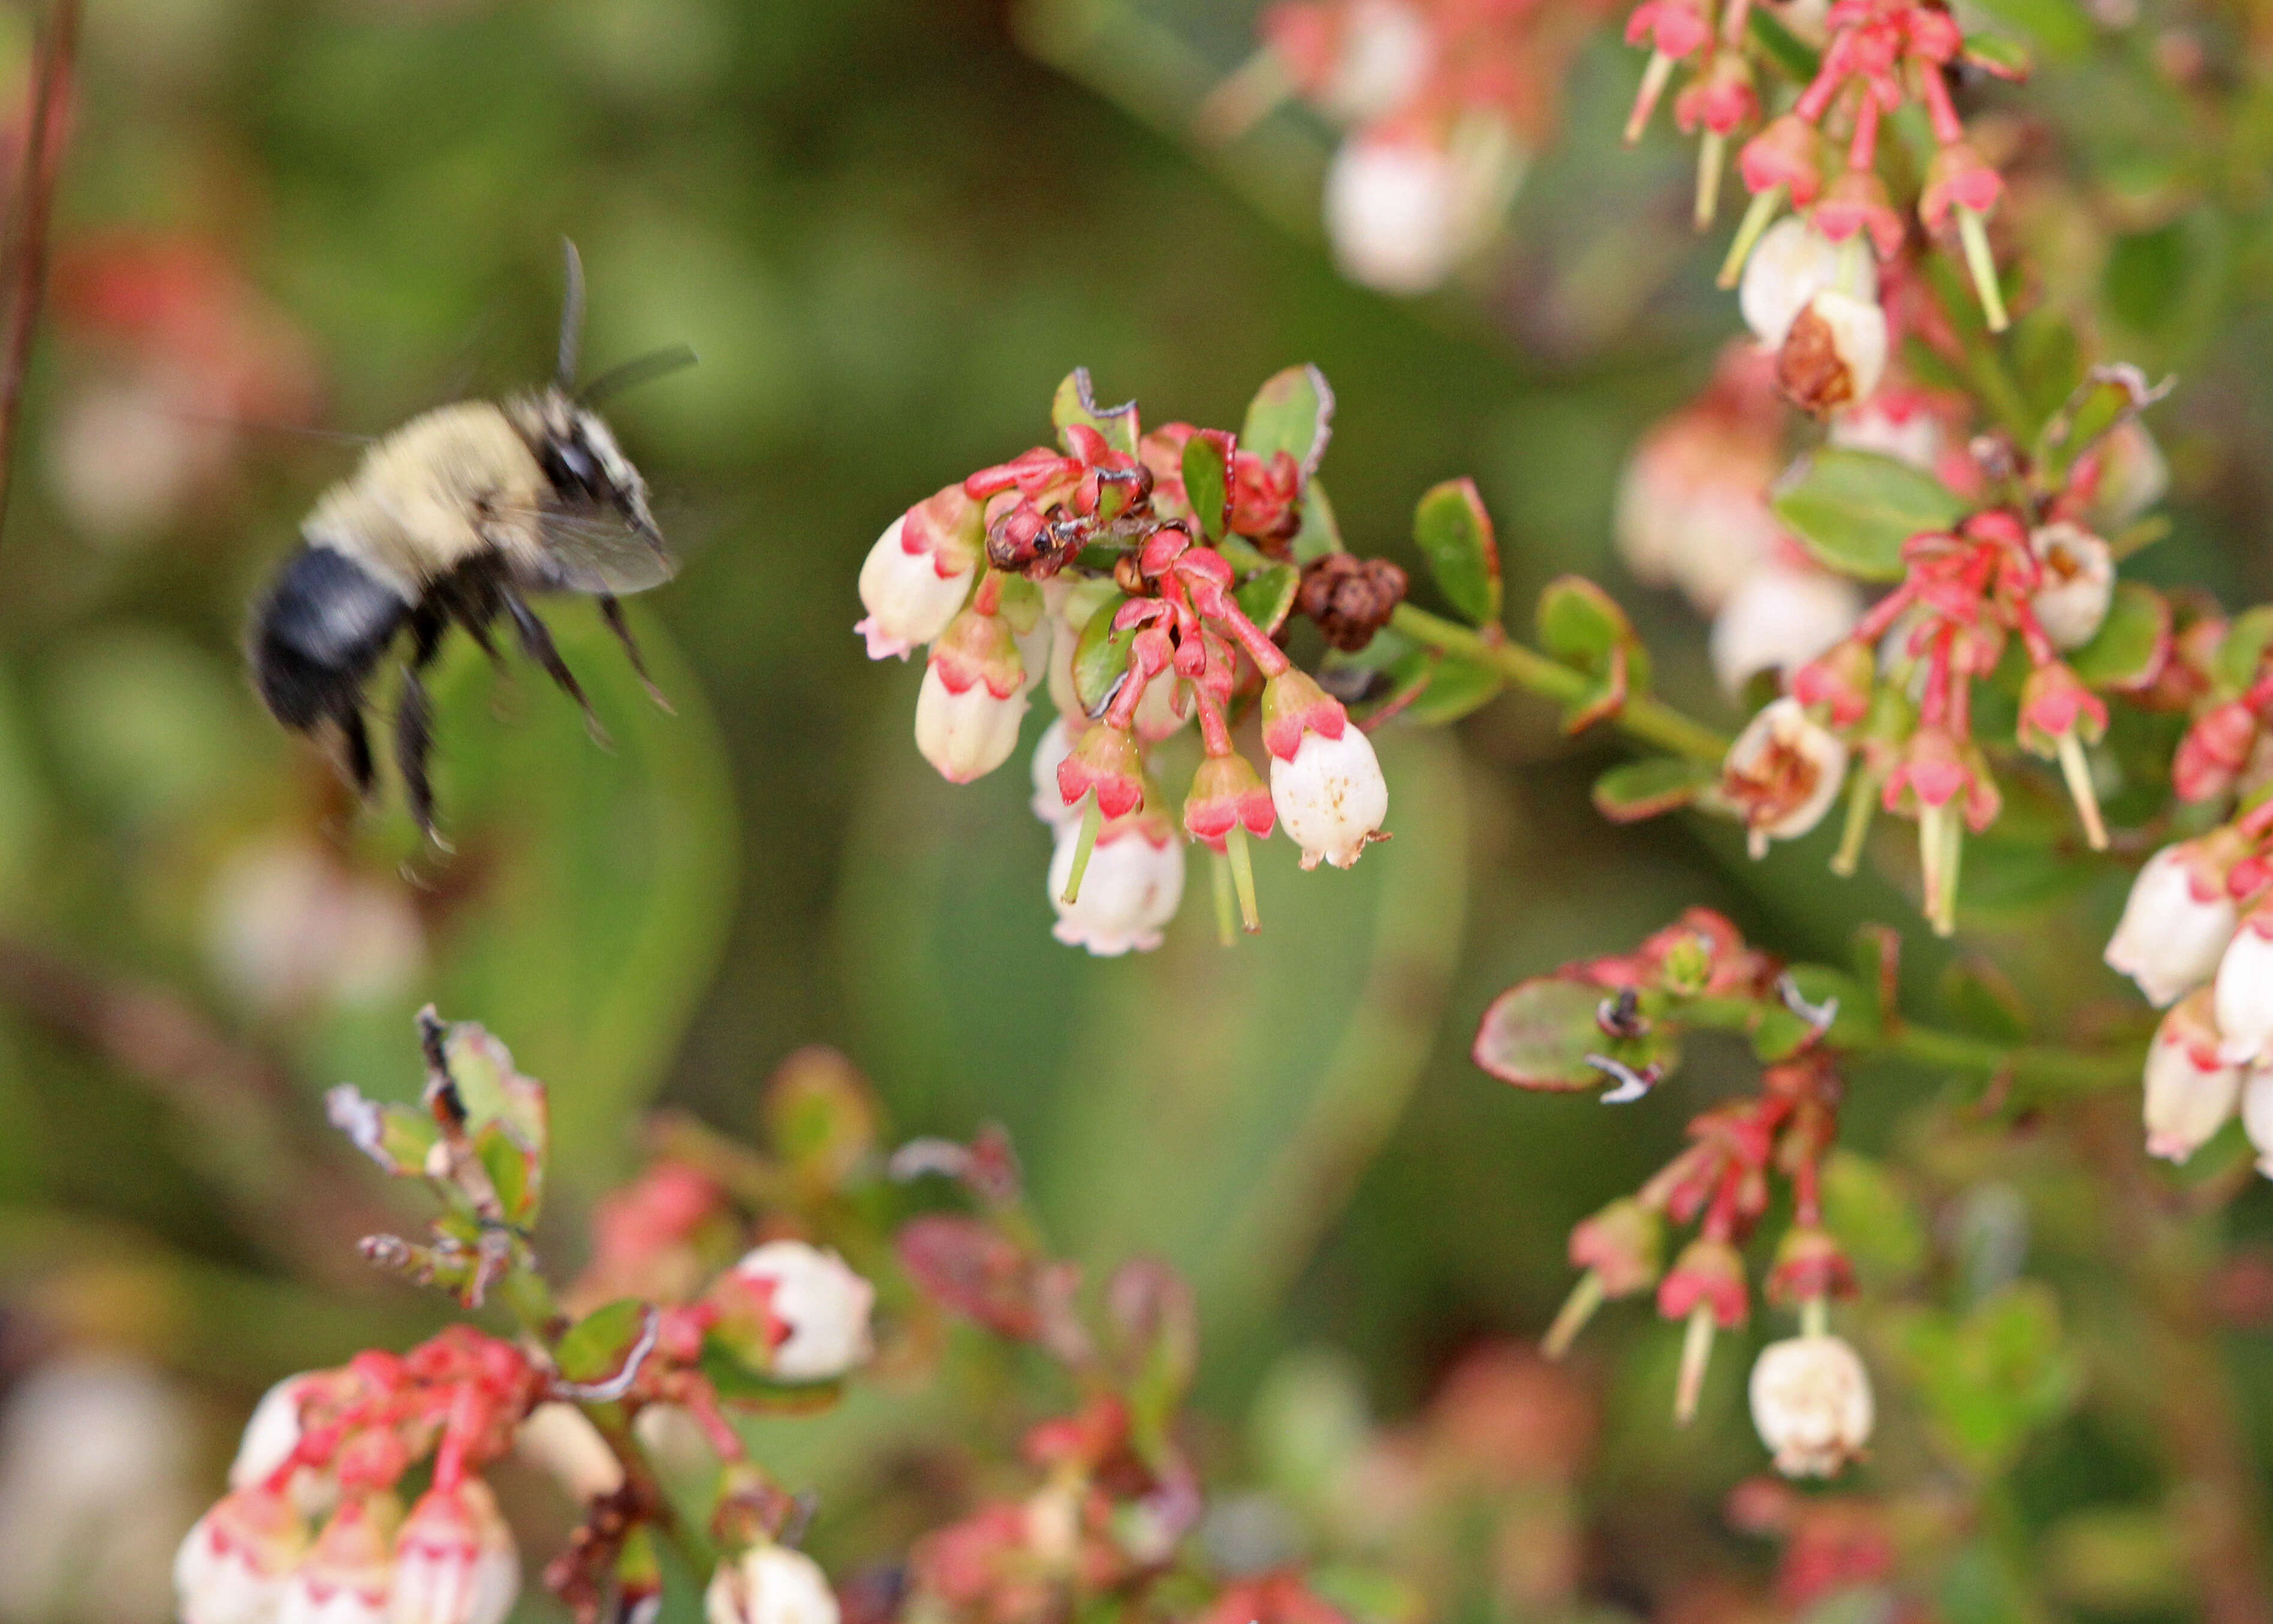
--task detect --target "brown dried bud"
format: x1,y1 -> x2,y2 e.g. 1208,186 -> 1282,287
1296,554 -> 1409,651
1774,291 -> 1885,417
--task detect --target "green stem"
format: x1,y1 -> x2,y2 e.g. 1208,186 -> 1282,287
1391,604 -> 1732,763
1679,993 -> 2141,1095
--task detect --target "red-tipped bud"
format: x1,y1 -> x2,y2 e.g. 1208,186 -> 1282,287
1919,142 -> 2004,234
1059,721 -> 1146,820
1790,638 -> 1876,728
1570,1197 -> 1664,1298
1814,169 -> 1904,261
1740,114 -> 1824,206
2175,700 -> 2257,804
1764,1225 -> 1855,1307
1183,752 -> 1276,852
1657,1237 -> 1749,1330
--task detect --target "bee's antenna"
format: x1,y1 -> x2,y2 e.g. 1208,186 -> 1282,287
557,237 -> 585,390
576,344 -> 698,408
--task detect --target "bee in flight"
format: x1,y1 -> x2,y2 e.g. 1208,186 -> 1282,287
249,243 -> 692,839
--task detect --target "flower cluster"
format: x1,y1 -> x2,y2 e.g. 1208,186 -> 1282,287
184,1013 -> 882,1624
857,368 -> 1400,953
1208,0 -> 1599,294
1478,911 -> 1873,1476
1624,0 -> 2026,336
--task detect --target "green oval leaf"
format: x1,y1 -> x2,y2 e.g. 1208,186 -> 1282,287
556,1298 -> 652,1384
1593,757 -> 1714,824
1471,975 -> 1618,1092
1181,432 -> 1231,543
1772,450 -> 1968,581
2068,582 -> 2168,691
1052,367 -> 1138,455
1236,564 -> 1300,638
1071,596 -> 1135,716
1412,478 -> 1502,628
1241,364 -> 1335,476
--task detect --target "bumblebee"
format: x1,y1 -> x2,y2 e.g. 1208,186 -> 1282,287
249,243 -> 689,837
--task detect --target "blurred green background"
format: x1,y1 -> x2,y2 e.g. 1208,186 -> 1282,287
1,0 -> 2271,1619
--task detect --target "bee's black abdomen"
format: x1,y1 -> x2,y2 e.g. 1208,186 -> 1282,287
250,542 -> 409,731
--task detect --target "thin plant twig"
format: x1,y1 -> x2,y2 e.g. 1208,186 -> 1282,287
0,0 -> 79,553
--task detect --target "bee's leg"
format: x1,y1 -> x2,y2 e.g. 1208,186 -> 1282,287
597,596 -> 673,713
503,591 -> 611,749
395,611 -> 448,842
337,704 -> 376,797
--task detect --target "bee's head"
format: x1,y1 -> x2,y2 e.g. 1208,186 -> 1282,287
516,388 -> 662,544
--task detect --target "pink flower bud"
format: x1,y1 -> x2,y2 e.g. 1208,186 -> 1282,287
1790,639 -> 1876,728
1657,1237 -> 1748,1330
1059,721 -> 1145,820
1765,1225 -> 1856,1307
1673,50 -> 1757,137
1569,1198 -> 1663,1298
1263,673 -> 1388,869
2174,699 -> 2257,804
1048,808 -> 1185,956
388,1480 -> 517,1624
2029,522 -> 2115,650
1738,217 -> 1847,347
175,1487 -> 308,1624
1718,697 -> 1849,857
2017,662 -> 2107,755
855,488 -> 981,661
1623,0 -> 1710,60
1748,1334 -> 1873,1478
2106,838 -> 2241,1007
2217,902 -> 2273,1066
279,1497 -> 394,1624
1710,566 -> 1861,697
1182,752 -> 1276,852
915,607 -> 1027,784
2145,989 -> 2242,1160
724,1241 -> 876,1382
704,1544 -> 841,1624
1919,142 -> 2004,234
1813,170 -> 1904,261
1738,114 -> 1824,206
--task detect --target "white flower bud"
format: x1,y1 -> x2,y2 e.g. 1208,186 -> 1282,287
1030,718 -> 1081,827
1719,697 -> 1849,857
705,1545 -> 839,1624
279,1496 -> 393,1624
2145,990 -> 2242,1162
2091,419 -> 2169,529
2029,522 -> 2115,650
1320,0 -> 1433,122
1048,817 -> 1185,956
232,1373 -> 315,1495
856,515 -> 975,661
2106,840 -> 2237,1008
1739,218 -> 1848,348
388,1481 -> 517,1624
730,1241 -> 876,1382
1325,135 -> 1461,296
914,660 -> 1027,785
176,1489 -> 307,1624
514,1403 -> 625,1503
1270,725 -> 1390,870
2215,906 -> 2273,1065
1710,565 -> 1862,697
2242,1065 -> 2273,1177
1748,1334 -> 1873,1478
1784,289 -> 1888,412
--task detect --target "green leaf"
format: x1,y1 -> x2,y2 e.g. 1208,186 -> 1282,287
1960,32 -> 2031,76
1898,1283 -> 2082,1474
556,1298 -> 653,1384
1292,478 -> 1344,564
1235,564 -> 1300,638
1241,364 -> 1335,476
1051,367 -> 1138,455
2068,582 -> 2169,691
1747,5 -> 1819,79
474,1120 -> 537,1224
2035,364 -> 2167,483
1939,957 -> 2031,1043
1398,652 -> 1503,724
1820,1150 -> 1928,1285
2214,605 -> 2273,692
762,1047 -> 879,1194
1772,450 -> 1968,581
1536,576 -> 1648,732
1180,432 -> 1230,543
1963,0 -> 2092,57
1071,596 -> 1135,716
1412,478 -> 1502,627
700,1334 -> 845,1411
1473,975 -> 1656,1092
324,1087 -> 441,1178
1592,757 -> 1714,824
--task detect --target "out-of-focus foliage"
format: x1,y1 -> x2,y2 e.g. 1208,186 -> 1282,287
7,0 -> 2273,1620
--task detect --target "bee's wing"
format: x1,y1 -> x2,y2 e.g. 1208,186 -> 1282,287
520,501 -> 679,596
